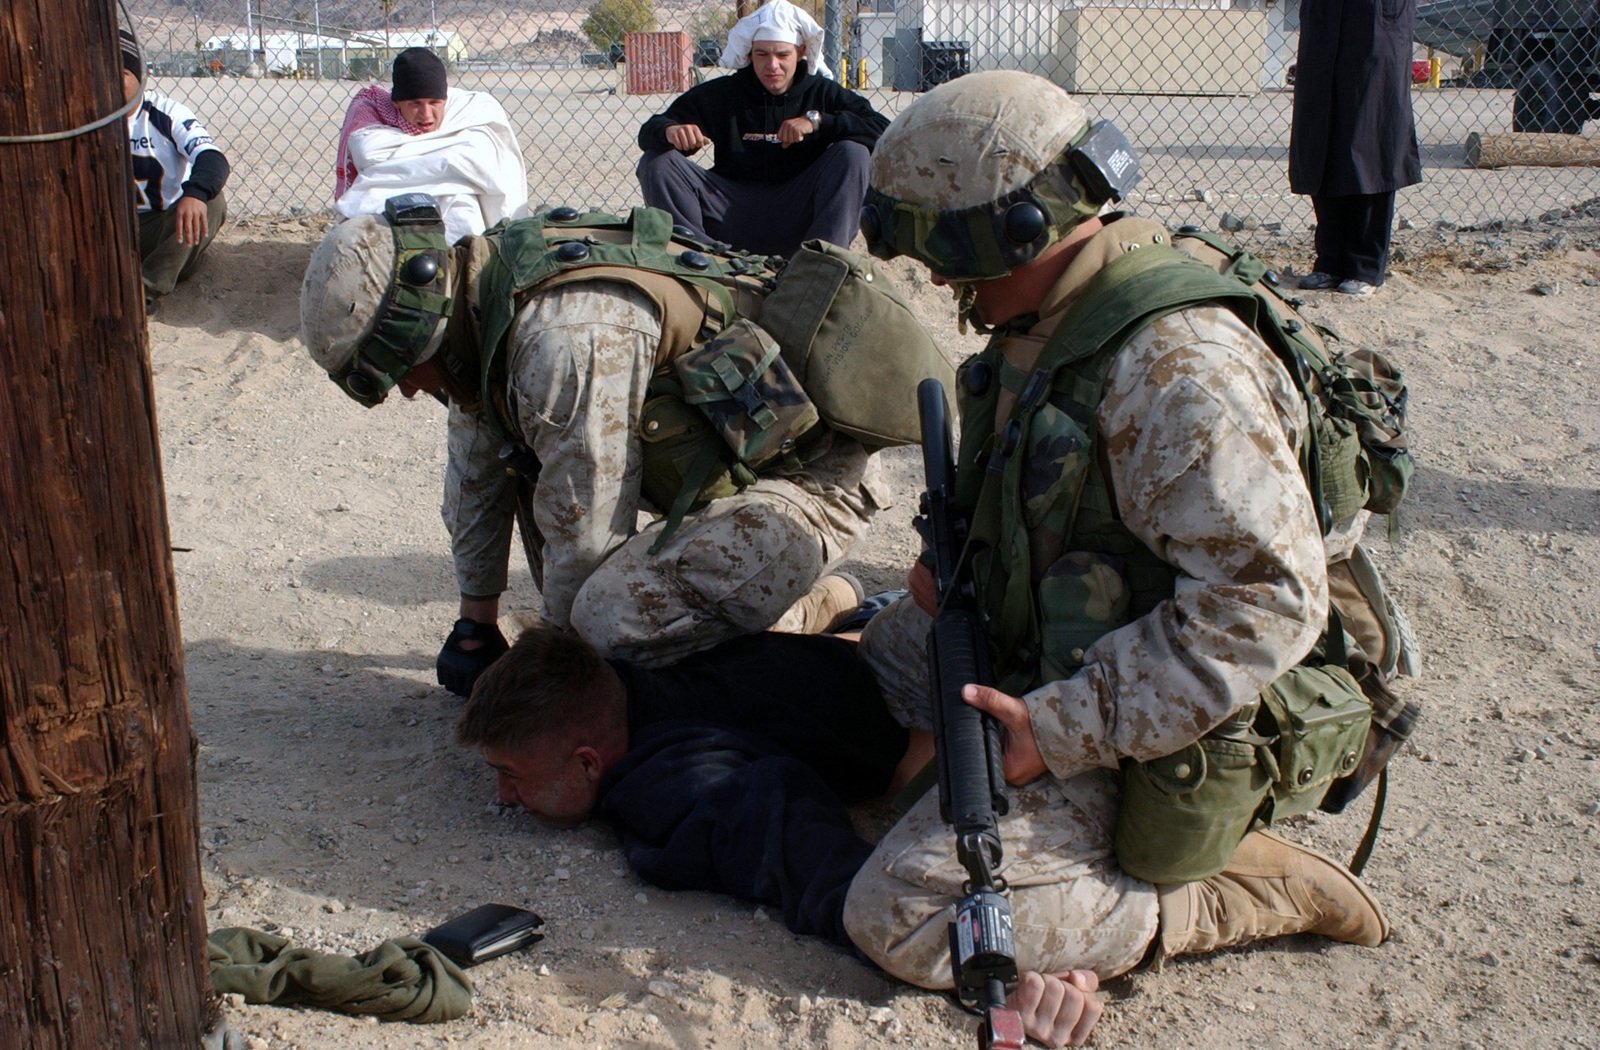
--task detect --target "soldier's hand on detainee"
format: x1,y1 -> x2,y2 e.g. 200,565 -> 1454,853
436,618 -> 509,697
1009,970 -> 1102,1048
664,123 -> 709,153
961,683 -> 1048,785
776,115 -> 814,147
175,195 -> 209,246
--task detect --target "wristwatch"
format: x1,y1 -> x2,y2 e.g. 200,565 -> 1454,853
804,109 -> 822,131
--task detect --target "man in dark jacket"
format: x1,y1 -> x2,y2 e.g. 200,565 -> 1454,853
457,622 -> 1097,1046
1288,0 -> 1422,297
456,623 -> 909,946
635,0 -> 888,257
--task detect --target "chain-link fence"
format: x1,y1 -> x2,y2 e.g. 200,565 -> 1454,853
125,0 -> 1600,232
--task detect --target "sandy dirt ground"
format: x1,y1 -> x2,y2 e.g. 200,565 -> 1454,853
144,210 -> 1600,1049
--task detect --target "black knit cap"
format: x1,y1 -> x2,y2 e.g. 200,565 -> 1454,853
391,47 -> 448,101
120,28 -> 142,80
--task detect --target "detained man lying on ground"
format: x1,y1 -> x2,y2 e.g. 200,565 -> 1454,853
455,623 -> 1104,1048
334,47 -> 529,244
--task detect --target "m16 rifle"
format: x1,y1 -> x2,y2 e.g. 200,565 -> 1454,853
915,377 -> 1024,1050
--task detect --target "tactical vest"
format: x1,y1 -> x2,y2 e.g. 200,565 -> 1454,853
954,230 -> 1417,882
467,206 -> 954,547
473,206 -> 777,433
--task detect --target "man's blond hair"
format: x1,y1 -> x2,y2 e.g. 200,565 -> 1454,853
456,623 -> 626,750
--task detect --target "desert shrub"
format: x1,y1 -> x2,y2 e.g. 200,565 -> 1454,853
582,0 -> 658,50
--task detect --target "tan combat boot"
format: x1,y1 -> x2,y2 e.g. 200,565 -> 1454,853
774,574 -> 864,634
1155,829 -> 1390,963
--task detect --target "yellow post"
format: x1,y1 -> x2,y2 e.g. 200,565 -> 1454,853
840,57 -> 849,85
1429,55 -> 1441,89
856,56 -> 868,88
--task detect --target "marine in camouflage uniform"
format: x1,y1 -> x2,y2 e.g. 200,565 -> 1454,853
442,277 -> 881,662
841,71 -> 1389,1009
299,208 -> 881,696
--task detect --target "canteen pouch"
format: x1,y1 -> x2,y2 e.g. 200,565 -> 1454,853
1116,661 -> 1373,884
637,393 -> 746,515
759,239 -> 954,449
674,318 -> 820,470
1115,704 -> 1272,885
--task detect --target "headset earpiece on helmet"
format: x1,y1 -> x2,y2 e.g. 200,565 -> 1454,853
328,193 -> 454,407
1002,202 -> 1046,244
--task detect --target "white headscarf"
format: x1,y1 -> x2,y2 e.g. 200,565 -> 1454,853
720,0 -> 832,79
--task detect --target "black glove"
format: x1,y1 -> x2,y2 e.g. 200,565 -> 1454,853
436,618 -> 510,698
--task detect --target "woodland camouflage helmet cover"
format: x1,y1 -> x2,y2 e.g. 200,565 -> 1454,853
300,194 -> 454,407
860,70 -> 1141,281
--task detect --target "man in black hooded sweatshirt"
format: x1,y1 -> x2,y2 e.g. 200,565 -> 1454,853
635,0 -> 888,258
457,622 -> 910,949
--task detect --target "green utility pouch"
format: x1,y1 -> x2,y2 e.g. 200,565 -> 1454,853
1325,347 -> 1413,515
637,393 -> 747,516
674,318 -> 821,469
641,319 -> 819,554
1115,661 -> 1371,885
758,239 -> 954,449
1257,662 -> 1372,821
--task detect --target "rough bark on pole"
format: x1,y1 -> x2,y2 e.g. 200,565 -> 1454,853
0,4 -> 216,1049
1465,130 -> 1600,169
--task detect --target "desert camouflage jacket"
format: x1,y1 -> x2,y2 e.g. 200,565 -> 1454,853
1006,217 -> 1331,781
442,280 -> 663,621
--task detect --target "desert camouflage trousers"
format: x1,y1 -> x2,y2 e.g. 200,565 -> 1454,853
567,438 -> 880,668
844,596 -> 1160,985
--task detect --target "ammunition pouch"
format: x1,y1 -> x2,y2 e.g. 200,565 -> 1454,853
641,319 -> 821,552
638,392 -> 749,522
675,319 -> 820,471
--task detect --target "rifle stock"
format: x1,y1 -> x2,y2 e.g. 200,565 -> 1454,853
916,378 -> 1022,1050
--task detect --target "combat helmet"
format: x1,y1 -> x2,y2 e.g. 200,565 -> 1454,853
859,70 -> 1142,281
301,194 -> 455,407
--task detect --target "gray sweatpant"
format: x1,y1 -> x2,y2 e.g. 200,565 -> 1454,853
138,192 -> 227,300
636,141 -> 869,259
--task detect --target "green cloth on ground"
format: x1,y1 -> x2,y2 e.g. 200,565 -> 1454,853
208,926 -> 473,1023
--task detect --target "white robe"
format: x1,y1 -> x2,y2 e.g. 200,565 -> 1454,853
335,89 -> 529,244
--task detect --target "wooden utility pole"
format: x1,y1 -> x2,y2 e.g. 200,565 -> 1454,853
0,4 -> 215,1049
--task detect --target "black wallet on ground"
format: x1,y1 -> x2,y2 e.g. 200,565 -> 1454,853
421,903 -> 544,967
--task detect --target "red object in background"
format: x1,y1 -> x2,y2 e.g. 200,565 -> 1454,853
1412,60 -> 1431,83
626,31 -> 693,95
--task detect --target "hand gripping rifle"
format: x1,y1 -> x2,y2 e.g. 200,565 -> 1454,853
915,378 -> 1025,1050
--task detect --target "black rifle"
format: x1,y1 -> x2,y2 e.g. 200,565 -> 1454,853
915,378 -> 1024,1050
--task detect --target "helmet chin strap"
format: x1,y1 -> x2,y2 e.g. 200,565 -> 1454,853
948,279 -> 997,336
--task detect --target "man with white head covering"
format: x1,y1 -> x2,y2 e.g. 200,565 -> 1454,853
636,0 -> 888,258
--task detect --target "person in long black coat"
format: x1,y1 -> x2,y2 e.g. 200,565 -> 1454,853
1289,0 -> 1422,295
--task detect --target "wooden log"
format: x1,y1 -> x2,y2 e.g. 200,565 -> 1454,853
1465,130 -> 1600,169
0,4 -> 215,1049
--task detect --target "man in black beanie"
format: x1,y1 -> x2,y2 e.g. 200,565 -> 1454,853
121,27 -> 230,303
390,46 -> 449,133
334,45 -> 527,242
